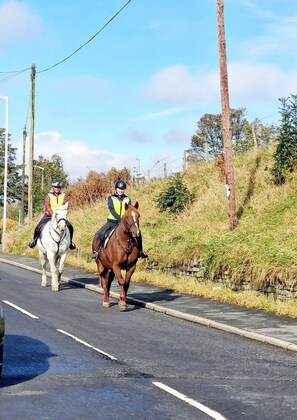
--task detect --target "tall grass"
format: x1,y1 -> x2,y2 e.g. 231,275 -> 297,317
4,146 -> 297,317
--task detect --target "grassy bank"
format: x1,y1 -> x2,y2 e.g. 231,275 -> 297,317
4,147 -> 297,317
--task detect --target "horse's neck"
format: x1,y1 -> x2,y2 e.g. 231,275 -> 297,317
117,220 -> 130,238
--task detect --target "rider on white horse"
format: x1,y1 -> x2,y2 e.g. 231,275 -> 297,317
28,180 -> 76,250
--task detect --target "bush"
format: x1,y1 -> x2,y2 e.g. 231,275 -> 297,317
156,173 -> 194,213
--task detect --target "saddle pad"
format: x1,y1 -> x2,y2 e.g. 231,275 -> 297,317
103,227 -> 116,248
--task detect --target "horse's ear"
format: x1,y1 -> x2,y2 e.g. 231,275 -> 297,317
134,201 -> 139,209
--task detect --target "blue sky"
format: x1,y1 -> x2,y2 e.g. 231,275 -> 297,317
0,0 -> 297,181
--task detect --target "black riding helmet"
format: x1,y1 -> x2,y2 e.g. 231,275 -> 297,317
52,180 -> 62,188
115,180 -> 127,190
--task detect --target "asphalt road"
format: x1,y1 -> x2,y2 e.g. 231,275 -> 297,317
1,262 -> 297,419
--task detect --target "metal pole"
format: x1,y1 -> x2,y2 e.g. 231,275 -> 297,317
0,95 -> 9,252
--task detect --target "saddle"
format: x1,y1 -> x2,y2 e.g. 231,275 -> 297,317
102,227 -> 116,248
91,227 -> 116,259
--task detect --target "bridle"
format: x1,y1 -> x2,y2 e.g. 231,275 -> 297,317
49,212 -> 67,248
121,211 -> 140,237
113,210 -> 140,257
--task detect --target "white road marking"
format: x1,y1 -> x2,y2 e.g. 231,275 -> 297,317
153,382 -> 226,420
57,329 -> 117,361
2,300 -> 39,319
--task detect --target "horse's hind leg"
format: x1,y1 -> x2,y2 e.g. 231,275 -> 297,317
39,252 -> 48,287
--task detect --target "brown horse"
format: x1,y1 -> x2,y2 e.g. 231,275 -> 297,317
92,202 -> 141,311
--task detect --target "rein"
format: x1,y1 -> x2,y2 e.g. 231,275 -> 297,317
49,216 -> 67,253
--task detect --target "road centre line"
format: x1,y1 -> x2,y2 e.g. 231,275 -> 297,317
153,382 -> 226,420
2,300 -> 39,319
57,329 -> 117,361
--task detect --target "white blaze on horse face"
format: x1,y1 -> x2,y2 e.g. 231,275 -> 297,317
55,209 -> 67,232
131,211 -> 140,237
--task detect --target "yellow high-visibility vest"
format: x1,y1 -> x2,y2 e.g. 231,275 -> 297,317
107,196 -> 130,221
48,192 -> 65,212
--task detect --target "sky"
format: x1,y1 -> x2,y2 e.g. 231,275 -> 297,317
0,0 -> 297,182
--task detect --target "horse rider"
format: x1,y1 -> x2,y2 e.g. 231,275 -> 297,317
28,180 -> 76,250
91,179 -> 148,259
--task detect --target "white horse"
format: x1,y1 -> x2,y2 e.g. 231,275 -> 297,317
37,202 -> 71,291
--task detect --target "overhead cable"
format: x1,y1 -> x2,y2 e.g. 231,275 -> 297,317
37,0 -> 133,74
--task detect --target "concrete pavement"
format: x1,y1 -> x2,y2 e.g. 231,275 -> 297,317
1,252 -> 297,353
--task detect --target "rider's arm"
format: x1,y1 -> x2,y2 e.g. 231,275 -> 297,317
44,195 -> 52,216
63,194 -> 69,206
108,196 -> 120,221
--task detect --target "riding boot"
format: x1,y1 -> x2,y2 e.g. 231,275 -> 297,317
28,238 -> 37,249
91,235 -> 103,259
137,235 -> 148,259
28,227 -> 39,248
67,221 -> 76,250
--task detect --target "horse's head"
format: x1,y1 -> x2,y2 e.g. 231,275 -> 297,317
122,201 -> 140,238
52,202 -> 68,232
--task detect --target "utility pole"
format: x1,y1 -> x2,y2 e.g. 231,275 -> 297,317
251,123 -> 258,150
21,125 -> 27,223
216,0 -> 237,230
28,64 -> 36,222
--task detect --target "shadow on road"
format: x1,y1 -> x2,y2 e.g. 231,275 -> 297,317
0,335 -> 57,388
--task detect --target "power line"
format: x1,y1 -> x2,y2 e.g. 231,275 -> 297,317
0,68 -> 31,83
37,0 -> 133,74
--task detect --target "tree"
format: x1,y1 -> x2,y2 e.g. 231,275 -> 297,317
32,153 -> 69,213
272,94 -> 297,184
0,129 -> 22,206
187,109 -> 279,162
188,108 -> 249,162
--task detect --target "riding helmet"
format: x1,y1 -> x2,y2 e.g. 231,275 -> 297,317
115,180 -> 127,190
52,180 -> 62,188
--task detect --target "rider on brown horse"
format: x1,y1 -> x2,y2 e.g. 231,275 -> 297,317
91,180 -> 148,259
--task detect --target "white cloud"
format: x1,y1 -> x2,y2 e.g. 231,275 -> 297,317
16,131 -> 133,182
131,107 -> 192,122
121,127 -> 149,144
139,61 -> 297,111
0,1 -> 43,46
140,65 -> 203,105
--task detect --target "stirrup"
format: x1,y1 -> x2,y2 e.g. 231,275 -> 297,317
28,240 -> 36,249
70,242 -> 76,250
139,251 -> 148,259
91,250 -> 99,259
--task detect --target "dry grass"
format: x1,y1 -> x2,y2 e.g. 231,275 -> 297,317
4,146 -> 297,317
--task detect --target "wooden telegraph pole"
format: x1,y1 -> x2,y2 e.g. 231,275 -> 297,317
216,0 -> 237,229
28,64 -> 36,222
21,124 -> 27,223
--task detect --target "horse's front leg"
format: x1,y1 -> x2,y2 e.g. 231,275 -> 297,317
113,264 -> 135,311
48,253 -> 59,292
57,253 -> 67,285
39,251 -> 48,287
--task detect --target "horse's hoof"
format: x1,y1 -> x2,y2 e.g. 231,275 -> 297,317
52,286 -> 60,292
41,282 -> 48,287
118,304 -> 127,312
103,301 -> 110,308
